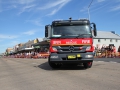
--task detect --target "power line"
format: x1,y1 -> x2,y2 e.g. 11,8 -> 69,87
88,0 -> 94,20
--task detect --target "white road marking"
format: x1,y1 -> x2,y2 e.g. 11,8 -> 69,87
32,63 -> 38,65
97,61 -> 105,63
96,61 -> 118,64
109,61 -> 117,63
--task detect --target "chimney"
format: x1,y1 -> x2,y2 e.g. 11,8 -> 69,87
111,31 -> 115,34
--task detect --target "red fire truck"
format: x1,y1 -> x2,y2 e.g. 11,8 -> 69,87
45,18 -> 97,69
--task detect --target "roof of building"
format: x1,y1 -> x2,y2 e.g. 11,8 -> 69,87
38,38 -> 43,42
94,31 -> 120,39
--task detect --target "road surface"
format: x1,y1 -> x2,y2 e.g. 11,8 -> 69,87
0,58 -> 120,90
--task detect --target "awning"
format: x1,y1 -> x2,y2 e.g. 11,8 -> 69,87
18,48 -> 34,51
34,46 -> 40,48
32,43 -> 40,46
24,48 -> 34,50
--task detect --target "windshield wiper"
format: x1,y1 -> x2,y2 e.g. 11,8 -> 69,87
76,34 -> 91,38
51,35 -> 67,39
56,34 -> 74,38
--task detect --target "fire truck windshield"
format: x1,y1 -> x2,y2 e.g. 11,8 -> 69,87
51,25 -> 92,38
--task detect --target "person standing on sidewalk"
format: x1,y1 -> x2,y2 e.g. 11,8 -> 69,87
117,46 -> 120,57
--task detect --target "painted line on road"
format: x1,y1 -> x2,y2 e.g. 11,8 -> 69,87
96,61 -> 118,64
96,61 -> 105,63
32,63 -> 40,65
109,61 -> 117,63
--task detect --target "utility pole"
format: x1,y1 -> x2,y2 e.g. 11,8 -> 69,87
88,0 -> 93,20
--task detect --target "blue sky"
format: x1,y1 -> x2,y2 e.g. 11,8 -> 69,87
0,0 -> 120,53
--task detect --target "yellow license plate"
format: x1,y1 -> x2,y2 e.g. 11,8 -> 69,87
77,54 -> 81,57
68,55 -> 76,59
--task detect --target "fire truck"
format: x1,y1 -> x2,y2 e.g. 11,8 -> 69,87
45,18 -> 97,69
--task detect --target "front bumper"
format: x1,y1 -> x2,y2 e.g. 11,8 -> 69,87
49,52 -> 94,63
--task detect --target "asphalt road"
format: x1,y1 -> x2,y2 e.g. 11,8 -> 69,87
94,58 -> 120,63
0,58 -> 120,90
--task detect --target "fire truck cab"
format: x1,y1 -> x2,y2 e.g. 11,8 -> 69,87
45,18 -> 97,69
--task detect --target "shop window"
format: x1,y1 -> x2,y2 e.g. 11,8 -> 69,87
98,39 -> 100,42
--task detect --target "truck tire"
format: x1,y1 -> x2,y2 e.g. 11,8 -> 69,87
48,58 -> 61,68
83,62 -> 93,69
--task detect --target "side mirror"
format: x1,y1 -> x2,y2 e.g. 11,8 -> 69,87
91,23 -> 97,37
45,25 -> 48,37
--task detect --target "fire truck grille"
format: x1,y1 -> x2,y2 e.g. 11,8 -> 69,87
56,45 -> 88,53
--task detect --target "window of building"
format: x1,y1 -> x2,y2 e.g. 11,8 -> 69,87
110,39 -> 112,42
104,39 -> 106,41
98,39 -> 100,42
116,39 -> 118,42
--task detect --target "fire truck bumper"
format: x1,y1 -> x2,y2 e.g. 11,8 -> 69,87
49,52 -> 94,63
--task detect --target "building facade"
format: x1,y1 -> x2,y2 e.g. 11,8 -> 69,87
6,48 -> 13,55
93,31 -> 120,50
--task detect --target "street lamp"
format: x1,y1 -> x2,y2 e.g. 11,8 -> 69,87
88,0 -> 93,20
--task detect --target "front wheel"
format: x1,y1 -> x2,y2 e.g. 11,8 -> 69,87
49,62 -> 62,68
83,62 -> 93,69
48,58 -> 61,68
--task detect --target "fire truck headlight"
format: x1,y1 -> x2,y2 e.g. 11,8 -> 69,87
85,55 -> 93,58
52,47 -> 57,52
86,46 -> 91,50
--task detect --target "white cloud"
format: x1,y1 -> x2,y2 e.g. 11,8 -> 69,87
0,34 -> 18,39
80,7 -> 87,12
23,30 -> 37,35
10,41 -> 20,45
0,40 -> 20,52
48,0 -> 71,16
18,0 -> 35,4
18,4 -> 36,15
111,5 -> 120,11
38,0 -> 67,10
38,0 -> 71,16
90,2 -> 112,13
0,0 -> 71,16
26,18 -> 43,26
47,9 -> 58,16
80,0 -> 114,15
0,1 -> 17,13
0,0 -> 36,14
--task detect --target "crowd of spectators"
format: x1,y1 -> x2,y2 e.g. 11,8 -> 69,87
2,44 -> 120,59
4,48 -> 50,59
94,44 -> 120,58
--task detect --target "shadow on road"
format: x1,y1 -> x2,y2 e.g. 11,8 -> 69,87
37,62 -> 87,71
